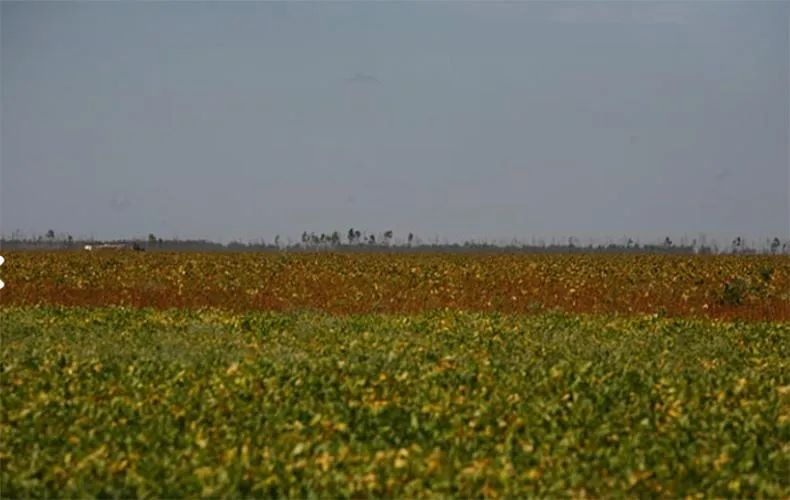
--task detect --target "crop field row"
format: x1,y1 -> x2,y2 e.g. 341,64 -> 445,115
0,252 -> 788,320
2,307 -> 789,497
1,252 -> 788,497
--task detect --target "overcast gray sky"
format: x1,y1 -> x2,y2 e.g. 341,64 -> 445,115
2,1 -> 788,245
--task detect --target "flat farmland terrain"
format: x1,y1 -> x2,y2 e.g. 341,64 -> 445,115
1,252 -> 788,320
1,252 -> 789,497
2,307 -> 789,497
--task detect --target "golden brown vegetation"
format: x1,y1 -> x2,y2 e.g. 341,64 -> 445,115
1,252 -> 787,320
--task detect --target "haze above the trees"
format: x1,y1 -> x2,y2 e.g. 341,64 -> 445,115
2,1 -> 787,244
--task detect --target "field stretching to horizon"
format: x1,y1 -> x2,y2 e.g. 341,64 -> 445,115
1,251 -> 789,320
1,251 -> 789,497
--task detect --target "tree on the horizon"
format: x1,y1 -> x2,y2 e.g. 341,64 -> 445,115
771,237 -> 781,254
732,236 -> 743,254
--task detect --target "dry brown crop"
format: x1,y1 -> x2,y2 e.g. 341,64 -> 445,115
0,252 -> 788,320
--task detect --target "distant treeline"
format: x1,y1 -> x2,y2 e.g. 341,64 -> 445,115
1,229 -> 788,255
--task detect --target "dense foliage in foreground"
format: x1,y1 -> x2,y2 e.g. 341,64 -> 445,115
2,307 -> 789,497
1,252 -> 789,320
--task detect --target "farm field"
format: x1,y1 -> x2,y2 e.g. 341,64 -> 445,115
1,252 -> 789,320
1,252 -> 789,497
2,307 -> 789,497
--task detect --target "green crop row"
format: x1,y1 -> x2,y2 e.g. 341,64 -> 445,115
2,307 -> 789,498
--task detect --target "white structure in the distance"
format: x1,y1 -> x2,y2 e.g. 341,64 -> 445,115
84,243 -> 145,252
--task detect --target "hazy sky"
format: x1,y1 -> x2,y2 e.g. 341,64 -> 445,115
2,1 -> 788,245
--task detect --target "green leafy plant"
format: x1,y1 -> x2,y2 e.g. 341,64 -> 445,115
720,277 -> 749,306
2,307 -> 789,498
759,265 -> 775,283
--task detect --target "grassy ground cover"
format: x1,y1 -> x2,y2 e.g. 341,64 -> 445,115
2,307 -> 789,497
